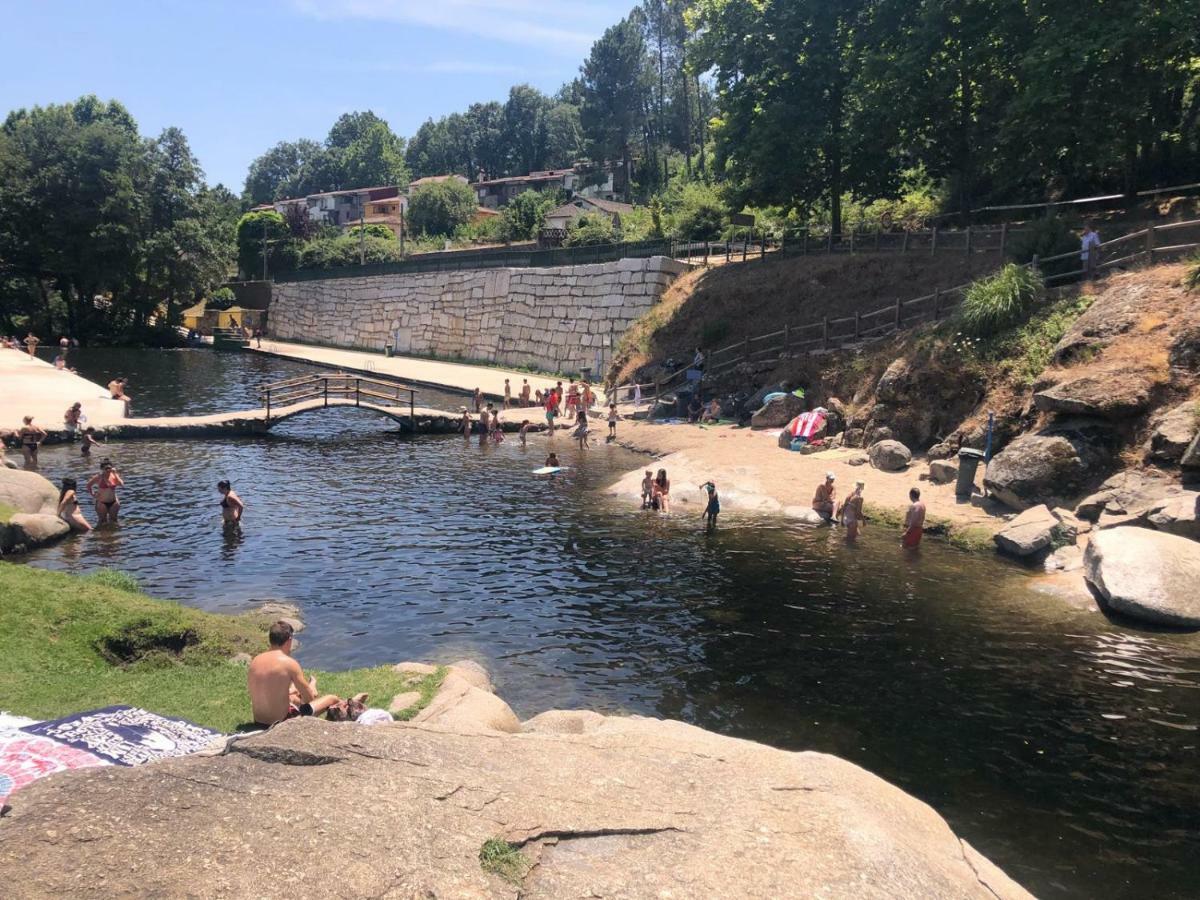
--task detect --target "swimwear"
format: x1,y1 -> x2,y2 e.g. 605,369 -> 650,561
286,702 -> 314,719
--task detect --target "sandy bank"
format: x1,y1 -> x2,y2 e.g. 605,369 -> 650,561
0,348 -> 125,433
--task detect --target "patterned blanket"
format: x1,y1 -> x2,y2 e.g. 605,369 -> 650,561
0,733 -> 108,804
22,706 -> 222,767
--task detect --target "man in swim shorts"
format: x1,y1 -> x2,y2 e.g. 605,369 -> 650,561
247,621 -> 342,727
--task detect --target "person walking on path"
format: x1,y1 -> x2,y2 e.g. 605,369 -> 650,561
1081,223 -> 1101,280
24,332 -> 39,359
838,481 -> 865,542
86,459 -> 124,525
902,487 -> 926,549
17,416 -> 46,469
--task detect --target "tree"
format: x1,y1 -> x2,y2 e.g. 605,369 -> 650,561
242,139 -> 330,205
504,85 -> 552,175
406,117 -> 462,179
236,210 -> 292,280
325,111 -> 409,190
407,180 -> 478,236
544,103 -> 584,168
565,213 -> 616,246
464,102 -> 508,180
501,190 -> 559,241
580,16 -> 650,201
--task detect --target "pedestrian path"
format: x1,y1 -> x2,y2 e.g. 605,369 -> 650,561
251,340 -> 560,402
0,348 -> 126,432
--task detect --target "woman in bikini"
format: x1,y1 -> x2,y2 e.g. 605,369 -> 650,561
86,459 -> 124,524
57,477 -> 92,533
654,469 -> 671,514
17,416 -> 46,469
838,481 -> 865,542
218,480 -> 244,524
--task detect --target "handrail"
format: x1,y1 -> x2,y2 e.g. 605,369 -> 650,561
259,372 -> 419,425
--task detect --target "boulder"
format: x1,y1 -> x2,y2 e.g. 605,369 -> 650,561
1147,402 -> 1199,463
388,691 -> 422,715
0,713 -> 1034,899
1050,508 -> 1084,542
522,709 -> 607,734
411,672 -> 521,734
745,381 -> 788,412
846,452 -> 870,466
928,460 -> 958,485
1074,470 -> 1185,523
783,506 -> 827,525
865,424 -> 895,445
0,467 -> 59,515
1168,325 -> 1200,372
842,427 -> 866,448
393,661 -> 438,677
1146,493 -> 1200,541
447,658 -> 494,693
984,420 -> 1116,511
868,439 -> 911,472
993,505 -> 1066,557
875,358 -> 912,403
822,396 -> 847,435
1051,281 -> 1145,364
5,512 -> 69,548
256,601 -> 304,633
1183,431 -> 1200,469
751,393 -> 806,429
1044,544 -> 1084,573
1033,372 -> 1153,419
927,441 -> 957,460
1084,528 -> 1200,627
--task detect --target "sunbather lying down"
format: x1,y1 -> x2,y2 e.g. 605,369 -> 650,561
247,620 -> 366,727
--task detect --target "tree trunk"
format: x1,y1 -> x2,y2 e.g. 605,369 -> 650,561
681,70 -> 693,178
694,72 -> 706,175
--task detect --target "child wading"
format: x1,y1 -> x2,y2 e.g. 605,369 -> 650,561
607,403 -> 619,441
701,481 -> 720,531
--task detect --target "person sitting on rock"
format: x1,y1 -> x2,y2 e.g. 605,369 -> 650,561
248,621 -> 342,728
813,472 -> 836,522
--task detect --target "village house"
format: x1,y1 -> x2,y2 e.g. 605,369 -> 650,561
474,163 -> 624,209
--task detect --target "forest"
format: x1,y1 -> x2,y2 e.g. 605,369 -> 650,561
1,0 -> 1197,338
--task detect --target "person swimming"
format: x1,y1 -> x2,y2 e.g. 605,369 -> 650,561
86,459 -> 124,524
57,477 -> 92,533
218,480 -> 244,524
545,452 -> 561,468
80,427 -> 102,457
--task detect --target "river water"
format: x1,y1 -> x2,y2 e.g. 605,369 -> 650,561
15,348 -> 1200,899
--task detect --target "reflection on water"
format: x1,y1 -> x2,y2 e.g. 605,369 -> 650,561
15,349 -> 1200,899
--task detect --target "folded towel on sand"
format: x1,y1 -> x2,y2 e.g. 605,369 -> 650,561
22,705 -> 221,767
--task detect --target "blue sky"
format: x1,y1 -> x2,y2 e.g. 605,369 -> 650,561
2,0 -> 635,192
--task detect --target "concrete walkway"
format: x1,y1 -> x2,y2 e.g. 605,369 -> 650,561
0,348 -> 126,433
252,340 -> 562,402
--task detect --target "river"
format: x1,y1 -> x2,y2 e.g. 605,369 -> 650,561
15,347 -> 1200,899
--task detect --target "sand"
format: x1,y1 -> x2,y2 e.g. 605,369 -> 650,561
0,348 -> 126,433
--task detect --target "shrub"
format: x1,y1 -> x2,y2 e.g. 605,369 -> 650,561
407,180 -> 478,236
455,214 -> 506,245
500,189 -> 558,242
1185,252 -> 1200,292
957,264 -> 1044,337
206,287 -> 236,310
672,182 -> 727,240
565,213 -> 616,246
298,234 -> 404,270
345,223 -> 396,242
1006,216 -> 1078,278
236,210 -> 293,279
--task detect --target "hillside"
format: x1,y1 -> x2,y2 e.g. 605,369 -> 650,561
613,249 -> 1003,384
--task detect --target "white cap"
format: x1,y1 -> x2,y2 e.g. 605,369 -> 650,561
826,471 -> 836,480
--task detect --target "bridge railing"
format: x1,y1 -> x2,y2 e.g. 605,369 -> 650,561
260,372 -> 418,424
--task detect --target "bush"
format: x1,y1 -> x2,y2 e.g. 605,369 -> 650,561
565,213 -> 616,247
1185,252 -> 1200,292
672,182 -> 727,240
236,210 -> 294,279
408,180 -> 478,236
1007,215 -> 1078,278
346,223 -> 396,242
298,234 -> 404,270
455,215 -> 506,245
958,264 -> 1044,337
206,287 -> 236,310
501,189 -> 559,242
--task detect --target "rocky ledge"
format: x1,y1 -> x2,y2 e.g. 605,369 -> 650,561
0,467 -> 70,553
0,664 -> 1031,899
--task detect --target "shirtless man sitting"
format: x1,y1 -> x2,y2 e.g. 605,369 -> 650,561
247,621 -> 342,727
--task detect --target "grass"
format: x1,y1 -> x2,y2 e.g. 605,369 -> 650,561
864,502 -> 996,554
1185,252 -> 1200,292
479,838 -> 530,884
957,264 -> 1043,337
0,564 -> 441,732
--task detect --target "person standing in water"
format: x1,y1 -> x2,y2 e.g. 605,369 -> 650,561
654,469 -> 671,514
838,481 -> 865,542
700,481 -> 720,531
503,379 -> 512,409
86,459 -> 124,524
218,480 -> 244,524
63,402 -> 83,438
545,452 -> 561,468
573,406 -> 590,450
80,426 -> 102,457
641,470 -> 654,509
57,477 -> 92,533
519,420 -> 532,446
17,416 -> 46,469
459,409 -> 472,439
544,390 -> 558,434
902,487 -> 926,549
607,403 -> 619,441
472,387 -> 483,413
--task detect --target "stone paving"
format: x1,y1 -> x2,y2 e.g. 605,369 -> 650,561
0,348 -> 126,433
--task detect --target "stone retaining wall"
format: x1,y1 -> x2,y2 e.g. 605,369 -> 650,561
268,256 -> 687,374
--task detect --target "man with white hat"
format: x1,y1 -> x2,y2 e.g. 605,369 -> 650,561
812,471 -> 836,521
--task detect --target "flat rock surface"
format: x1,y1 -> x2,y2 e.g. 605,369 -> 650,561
1084,527 -> 1200,627
994,505 -> 1060,557
1033,371 -> 1154,419
0,714 -> 1031,899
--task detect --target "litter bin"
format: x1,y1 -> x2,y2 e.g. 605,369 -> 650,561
956,448 -> 985,498
384,343 -> 394,358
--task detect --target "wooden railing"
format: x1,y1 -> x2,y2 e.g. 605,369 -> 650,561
613,219 -> 1200,399
259,372 -> 418,423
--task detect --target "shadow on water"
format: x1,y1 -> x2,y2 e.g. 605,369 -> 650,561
17,348 -> 1200,899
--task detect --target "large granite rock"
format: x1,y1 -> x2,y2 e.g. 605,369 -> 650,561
0,468 -> 70,553
1033,372 -> 1153,419
984,420 -> 1116,511
0,711 -> 1032,899
1146,493 -> 1200,541
752,392 -> 806,428
928,460 -> 958,484
1147,402 -> 1199,463
1074,470 -> 1184,523
1051,280 -> 1146,363
994,505 -> 1065,557
1183,431 -> 1200,469
868,439 -> 912,472
1084,528 -> 1200,627
1169,324 -> 1200,372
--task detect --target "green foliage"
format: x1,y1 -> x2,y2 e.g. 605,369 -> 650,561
455,215 -> 506,245
501,190 -> 558,241
346,223 -> 397,242
479,839 -> 530,884
87,569 -> 141,593
1184,253 -> 1200,292
408,180 -> 478,236
565,213 -> 616,246
580,15 -> 648,199
1007,216 -> 1078,278
671,182 -> 727,240
957,264 -> 1044,337
298,234 -> 404,270
236,210 -> 293,279
207,287 -> 236,310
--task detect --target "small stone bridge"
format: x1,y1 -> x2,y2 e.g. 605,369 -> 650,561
103,373 -> 517,438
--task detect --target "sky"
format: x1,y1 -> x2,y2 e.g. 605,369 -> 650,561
1,0 -> 635,192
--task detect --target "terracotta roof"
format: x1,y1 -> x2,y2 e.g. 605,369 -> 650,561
474,206 -> 501,217
582,197 -> 634,215
345,216 -> 402,226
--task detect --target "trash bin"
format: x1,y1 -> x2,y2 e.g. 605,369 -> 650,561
956,448 -> 985,498
578,366 -> 592,382
384,343 -> 394,358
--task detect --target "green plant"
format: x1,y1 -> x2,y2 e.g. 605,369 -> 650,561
206,287 -> 236,310
88,569 -> 142,593
500,189 -> 559,242
957,264 -> 1043,337
565,213 -> 616,246
298,234 -> 404,270
1006,216 -> 1078,278
345,223 -> 397,242
408,180 -> 478,236
1185,252 -> 1200,292
672,182 -> 727,240
236,210 -> 295,279
479,839 -> 529,883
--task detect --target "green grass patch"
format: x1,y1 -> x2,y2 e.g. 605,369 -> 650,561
1186,252 -> 1200,292
0,501 -> 17,524
0,564 -> 440,732
479,838 -> 530,883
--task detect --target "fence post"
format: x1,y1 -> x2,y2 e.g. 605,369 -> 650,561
726,240 -> 731,263
1146,224 -> 1157,263
999,222 -> 1008,255
854,312 -> 861,341
894,296 -> 902,330
931,226 -> 938,255
803,230 -> 809,255
932,288 -> 941,321
875,229 -> 881,251
849,229 -> 855,254
1031,254 -> 1040,277
902,230 -> 910,253
265,388 -> 271,422
742,239 -> 748,263
965,225 -> 972,255
822,317 -> 830,349
783,323 -> 790,355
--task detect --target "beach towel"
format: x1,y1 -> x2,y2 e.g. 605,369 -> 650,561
0,733 -> 108,804
785,411 -> 826,440
22,706 -> 222,767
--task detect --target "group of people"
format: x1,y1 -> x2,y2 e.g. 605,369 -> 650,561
811,471 -> 926,547
461,382 -> 621,453
5,333 -> 78,358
